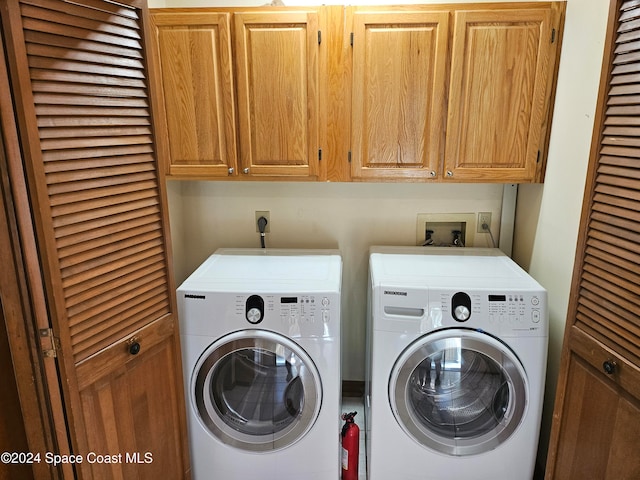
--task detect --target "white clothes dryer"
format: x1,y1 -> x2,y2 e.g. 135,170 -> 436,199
366,247 -> 548,480
177,249 -> 342,479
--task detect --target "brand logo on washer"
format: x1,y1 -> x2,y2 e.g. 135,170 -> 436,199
184,294 -> 205,300
384,290 -> 407,296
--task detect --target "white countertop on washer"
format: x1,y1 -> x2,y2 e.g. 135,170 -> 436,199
178,248 -> 342,294
369,246 -> 544,291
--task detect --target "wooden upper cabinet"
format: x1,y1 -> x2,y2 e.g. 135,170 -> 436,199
151,11 -> 237,178
445,6 -> 562,182
234,11 -> 321,178
350,11 -> 449,181
148,4 -> 564,183
349,3 -> 563,182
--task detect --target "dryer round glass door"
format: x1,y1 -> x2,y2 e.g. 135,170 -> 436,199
389,328 -> 527,456
192,330 -> 322,452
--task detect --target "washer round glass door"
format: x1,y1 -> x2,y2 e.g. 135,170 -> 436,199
192,330 -> 322,452
389,329 -> 527,456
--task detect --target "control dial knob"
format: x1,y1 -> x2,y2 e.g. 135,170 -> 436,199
246,307 -> 262,323
452,292 -> 472,322
454,305 -> 471,321
245,295 -> 264,324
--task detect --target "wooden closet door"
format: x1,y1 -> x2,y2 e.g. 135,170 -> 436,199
1,1 -> 189,478
546,1 -> 640,478
0,168 -> 33,480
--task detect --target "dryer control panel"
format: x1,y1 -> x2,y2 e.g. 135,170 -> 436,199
485,293 -> 543,325
436,289 -> 547,337
235,293 -> 338,338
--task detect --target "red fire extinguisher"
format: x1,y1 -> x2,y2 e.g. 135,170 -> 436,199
341,411 -> 360,480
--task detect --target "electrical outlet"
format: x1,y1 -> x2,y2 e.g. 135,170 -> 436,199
255,211 -> 270,233
477,212 -> 492,233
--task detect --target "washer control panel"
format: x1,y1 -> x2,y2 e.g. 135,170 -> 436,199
485,293 -> 543,324
440,289 -> 546,334
277,295 -> 331,325
235,293 -> 337,337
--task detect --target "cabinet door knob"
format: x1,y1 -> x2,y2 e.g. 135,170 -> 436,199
603,360 -> 616,375
243,168 -> 250,174
228,168 -> 234,175
128,340 -> 141,355
446,170 -> 454,177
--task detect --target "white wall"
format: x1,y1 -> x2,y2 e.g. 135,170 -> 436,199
168,181 -> 503,381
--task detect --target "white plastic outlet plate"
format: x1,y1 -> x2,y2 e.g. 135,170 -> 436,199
416,213 -> 476,247
255,211 -> 270,233
477,212 -> 492,233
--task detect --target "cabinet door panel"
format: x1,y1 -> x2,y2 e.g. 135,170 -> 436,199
351,11 -> 448,180
445,8 -> 555,181
79,318 -> 184,480
152,12 -> 237,177
235,11 -> 320,177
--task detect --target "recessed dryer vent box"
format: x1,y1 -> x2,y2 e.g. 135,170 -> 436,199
415,213 -> 476,247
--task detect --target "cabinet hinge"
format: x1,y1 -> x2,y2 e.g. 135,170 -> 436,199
40,328 -> 60,358
348,151 -> 352,163
350,32 -> 354,47
537,150 -> 541,163
318,30 -> 321,45
551,28 -> 556,43
318,148 -> 322,161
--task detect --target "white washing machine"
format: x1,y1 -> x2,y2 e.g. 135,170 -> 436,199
177,248 -> 342,479
366,246 -> 548,480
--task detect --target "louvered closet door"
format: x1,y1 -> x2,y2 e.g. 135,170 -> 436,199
2,0 -> 189,478
580,1 -> 640,367
546,1 -> 640,478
